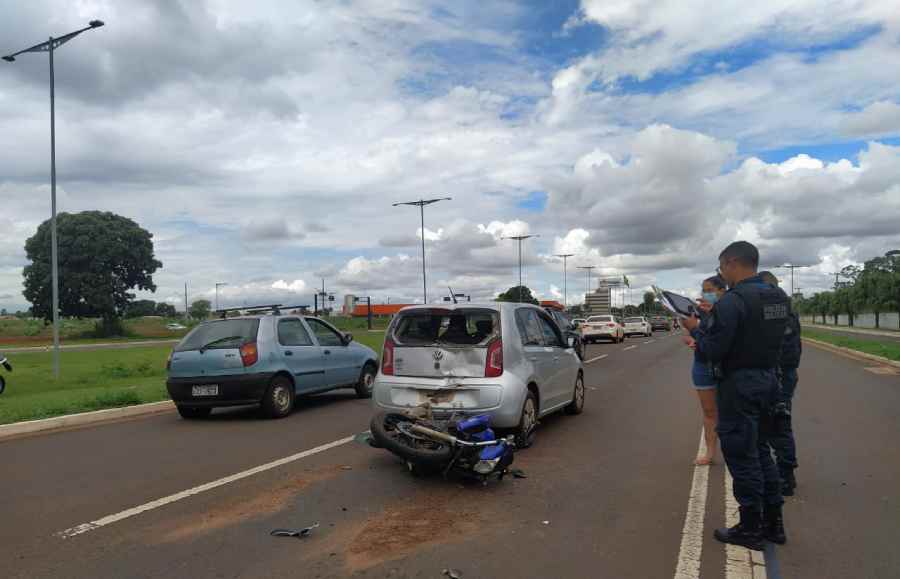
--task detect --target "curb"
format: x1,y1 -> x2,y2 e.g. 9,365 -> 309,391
0,400 -> 175,442
802,337 -> 900,369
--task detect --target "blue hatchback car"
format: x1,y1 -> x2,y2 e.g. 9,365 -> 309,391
166,313 -> 379,419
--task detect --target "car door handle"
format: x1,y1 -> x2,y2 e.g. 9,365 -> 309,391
324,350 -> 331,355
285,351 -> 293,356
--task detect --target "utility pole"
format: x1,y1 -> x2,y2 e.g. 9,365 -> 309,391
215,282 -> 227,311
184,283 -> 188,319
4,20 -> 105,378
503,235 -> 540,302
392,197 -> 452,303
554,253 -> 574,308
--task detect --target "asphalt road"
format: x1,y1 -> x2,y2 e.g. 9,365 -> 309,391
2,331 -> 898,578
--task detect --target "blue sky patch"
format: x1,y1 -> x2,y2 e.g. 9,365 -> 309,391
517,190 -> 548,212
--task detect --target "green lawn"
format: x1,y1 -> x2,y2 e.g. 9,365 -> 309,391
802,328 -> 900,362
0,316 -> 195,347
0,345 -> 172,425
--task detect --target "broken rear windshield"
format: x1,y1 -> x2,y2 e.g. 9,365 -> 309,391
392,308 -> 500,347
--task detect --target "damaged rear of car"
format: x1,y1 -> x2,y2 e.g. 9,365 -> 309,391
372,303 -> 584,446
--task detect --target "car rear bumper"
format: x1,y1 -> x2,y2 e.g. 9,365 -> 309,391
373,379 -> 522,428
166,373 -> 274,407
582,328 -> 617,339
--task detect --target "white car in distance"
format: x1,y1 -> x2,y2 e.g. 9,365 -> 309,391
580,315 -> 624,343
623,316 -> 652,338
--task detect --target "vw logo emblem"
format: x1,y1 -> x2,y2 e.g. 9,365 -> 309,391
432,350 -> 444,361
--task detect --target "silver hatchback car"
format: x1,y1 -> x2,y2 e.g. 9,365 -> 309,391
372,302 -> 584,444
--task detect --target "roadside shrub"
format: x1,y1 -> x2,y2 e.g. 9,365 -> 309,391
84,318 -> 133,339
101,360 -> 159,379
85,389 -> 142,410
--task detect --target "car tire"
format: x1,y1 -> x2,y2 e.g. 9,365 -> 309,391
565,373 -> 585,415
176,405 -> 211,419
515,390 -> 538,449
355,362 -> 377,399
261,375 -> 295,419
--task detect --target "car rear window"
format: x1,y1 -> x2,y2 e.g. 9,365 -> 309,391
392,308 -> 500,346
175,319 -> 260,352
587,316 -> 612,323
625,317 -> 643,323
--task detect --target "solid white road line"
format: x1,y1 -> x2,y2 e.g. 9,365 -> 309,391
645,339 -> 656,344
673,431 -> 710,579
623,345 -> 638,351
58,435 -> 355,539
584,353 -> 609,364
724,471 -> 767,578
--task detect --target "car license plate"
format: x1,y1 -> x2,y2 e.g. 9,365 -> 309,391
192,385 -> 219,396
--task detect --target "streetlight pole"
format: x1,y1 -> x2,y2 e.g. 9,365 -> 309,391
776,264 -> 811,297
503,235 -> 539,302
554,253 -> 574,308
4,20 -> 105,379
215,283 -> 227,311
576,265 -> 596,309
392,197 -> 451,304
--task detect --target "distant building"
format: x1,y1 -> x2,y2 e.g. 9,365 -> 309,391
350,303 -> 413,318
343,295 -> 357,316
585,285 -> 612,315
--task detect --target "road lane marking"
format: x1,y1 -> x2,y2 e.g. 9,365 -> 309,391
723,471 -> 767,578
673,431 -> 710,579
644,339 -> 656,344
623,345 -> 638,351
57,435 -> 355,539
584,353 -> 609,364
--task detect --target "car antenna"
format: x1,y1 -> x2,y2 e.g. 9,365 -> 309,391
447,286 -> 458,304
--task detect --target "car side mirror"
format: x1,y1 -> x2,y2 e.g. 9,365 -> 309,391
343,332 -> 353,345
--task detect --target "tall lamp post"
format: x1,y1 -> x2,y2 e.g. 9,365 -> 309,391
503,234 -> 540,302
776,264 -> 811,298
215,283 -> 228,311
576,265 -> 596,311
4,20 -> 105,379
392,197 -> 451,304
554,253 -> 574,308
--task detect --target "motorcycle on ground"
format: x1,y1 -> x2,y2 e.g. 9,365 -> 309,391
369,406 -> 515,482
0,355 -> 11,395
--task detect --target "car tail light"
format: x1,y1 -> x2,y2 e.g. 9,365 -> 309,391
240,342 -> 258,367
485,339 -> 503,378
382,338 -> 395,375
608,323 -> 616,327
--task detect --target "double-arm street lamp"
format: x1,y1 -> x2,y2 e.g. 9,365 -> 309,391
553,253 -> 574,308
4,20 -> 105,378
392,197 -> 451,304
502,234 -> 540,302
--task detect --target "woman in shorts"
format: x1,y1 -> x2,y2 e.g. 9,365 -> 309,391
684,275 -> 727,465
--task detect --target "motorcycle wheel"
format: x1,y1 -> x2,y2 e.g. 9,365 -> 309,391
369,412 -> 453,466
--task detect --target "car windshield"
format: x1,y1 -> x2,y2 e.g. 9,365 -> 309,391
587,316 -> 613,323
625,318 -> 643,323
175,319 -> 260,352
392,308 -> 500,347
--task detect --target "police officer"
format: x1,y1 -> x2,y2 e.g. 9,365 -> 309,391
681,241 -> 791,551
759,271 -> 802,496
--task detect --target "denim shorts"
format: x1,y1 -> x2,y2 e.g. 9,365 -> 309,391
692,360 -> 717,390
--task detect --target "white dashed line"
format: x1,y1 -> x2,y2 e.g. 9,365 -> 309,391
623,345 -> 638,351
584,353 -> 609,364
57,435 -> 355,539
644,340 -> 656,344
674,431 -> 710,579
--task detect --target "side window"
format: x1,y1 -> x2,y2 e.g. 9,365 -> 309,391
515,309 -> 544,347
306,318 -> 343,347
538,314 -> 564,347
278,318 -> 313,347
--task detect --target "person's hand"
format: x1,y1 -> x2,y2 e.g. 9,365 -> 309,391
696,299 -> 713,314
681,315 -> 700,331
681,335 -> 697,350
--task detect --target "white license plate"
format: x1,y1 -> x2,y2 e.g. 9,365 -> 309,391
192,385 -> 219,396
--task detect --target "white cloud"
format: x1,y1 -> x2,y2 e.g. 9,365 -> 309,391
841,101 -> 900,138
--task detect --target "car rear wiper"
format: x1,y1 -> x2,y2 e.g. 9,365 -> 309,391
199,335 -> 244,352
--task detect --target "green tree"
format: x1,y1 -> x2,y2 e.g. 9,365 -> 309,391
23,211 -> 162,323
496,286 -> 539,305
189,299 -> 212,319
642,291 -> 656,315
155,302 -> 178,317
124,299 -> 158,318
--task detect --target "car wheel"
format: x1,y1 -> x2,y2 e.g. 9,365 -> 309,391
565,373 -> 585,415
355,362 -> 377,399
176,405 -> 211,419
261,375 -> 294,419
515,390 -> 538,449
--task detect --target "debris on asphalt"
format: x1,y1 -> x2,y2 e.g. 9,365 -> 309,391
270,522 -> 320,539
510,468 -> 528,479
442,568 -> 463,578
542,520 -> 550,525
353,431 -> 376,447
341,465 -> 354,470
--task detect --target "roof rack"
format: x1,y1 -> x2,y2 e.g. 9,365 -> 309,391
215,304 -> 283,319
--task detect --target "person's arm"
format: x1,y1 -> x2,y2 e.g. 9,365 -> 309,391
689,293 -> 744,363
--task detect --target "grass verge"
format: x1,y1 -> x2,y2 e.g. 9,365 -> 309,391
0,345 -> 171,425
802,328 -> 900,362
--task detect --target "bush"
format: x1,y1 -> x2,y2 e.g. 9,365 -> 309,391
84,389 -> 143,410
85,318 -> 133,339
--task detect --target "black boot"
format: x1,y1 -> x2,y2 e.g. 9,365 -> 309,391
781,469 -> 796,496
764,503 -> 787,544
714,506 -> 765,551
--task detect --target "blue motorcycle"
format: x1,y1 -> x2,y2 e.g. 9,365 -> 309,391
0,356 -> 10,395
370,409 -> 515,481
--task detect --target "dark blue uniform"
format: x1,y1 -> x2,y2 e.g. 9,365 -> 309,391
771,311 -> 802,476
691,275 -> 790,510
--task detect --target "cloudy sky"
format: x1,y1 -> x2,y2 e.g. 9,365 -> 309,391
1,0 -> 899,312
